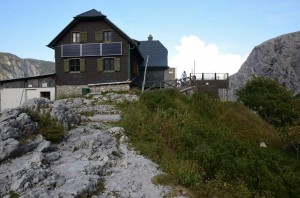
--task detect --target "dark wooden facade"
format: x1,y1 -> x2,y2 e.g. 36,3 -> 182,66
0,74 -> 56,88
48,10 -> 143,86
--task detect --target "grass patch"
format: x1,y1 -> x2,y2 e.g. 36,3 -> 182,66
79,182 -> 105,198
8,191 -> 19,198
23,109 -> 66,143
79,110 -> 95,117
111,150 -> 121,158
119,89 -> 300,197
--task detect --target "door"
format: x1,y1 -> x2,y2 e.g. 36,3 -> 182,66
25,89 -> 38,101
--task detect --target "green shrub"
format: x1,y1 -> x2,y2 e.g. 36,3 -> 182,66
8,191 -> 19,198
24,109 -> 66,143
236,77 -> 300,127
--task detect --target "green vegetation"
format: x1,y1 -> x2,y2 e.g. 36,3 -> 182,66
79,110 -> 95,117
119,89 -> 300,197
24,109 -> 66,143
8,191 -> 19,198
237,77 -> 300,160
79,182 -> 105,198
236,77 -> 300,127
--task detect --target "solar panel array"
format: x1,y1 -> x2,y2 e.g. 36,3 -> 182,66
82,43 -> 101,56
102,43 -> 122,55
62,45 -> 80,57
61,42 -> 122,57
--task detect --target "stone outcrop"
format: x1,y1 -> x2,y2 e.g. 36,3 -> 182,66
229,31 -> 300,100
0,52 -> 55,80
0,94 -> 176,198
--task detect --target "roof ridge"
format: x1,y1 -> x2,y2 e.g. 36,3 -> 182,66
75,9 -> 106,18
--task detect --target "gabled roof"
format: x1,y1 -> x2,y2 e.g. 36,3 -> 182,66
75,9 -> 105,19
47,9 -> 137,49
139,40 -> 168,68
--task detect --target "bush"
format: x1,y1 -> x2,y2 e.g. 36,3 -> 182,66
236,77 -> 299,127
24,109 -> 66,143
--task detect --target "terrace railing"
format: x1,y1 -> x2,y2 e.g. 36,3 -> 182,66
194,73 -> 229,80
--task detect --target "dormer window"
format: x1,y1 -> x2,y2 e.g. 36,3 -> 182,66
72,32 -> 80,43
103,31 -> 112,42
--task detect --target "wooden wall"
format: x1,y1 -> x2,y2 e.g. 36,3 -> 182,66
54,19 -> 134,85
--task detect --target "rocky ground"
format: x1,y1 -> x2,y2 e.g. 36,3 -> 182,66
0,93 -> 176,198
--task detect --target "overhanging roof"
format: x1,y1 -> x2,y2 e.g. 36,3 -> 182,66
47,9 -> 137,49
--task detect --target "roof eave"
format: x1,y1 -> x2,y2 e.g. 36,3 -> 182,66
104,18 -> 135,45
47,19 -> 77,49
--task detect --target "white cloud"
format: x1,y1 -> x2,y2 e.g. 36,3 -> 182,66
169,35 -> 248,78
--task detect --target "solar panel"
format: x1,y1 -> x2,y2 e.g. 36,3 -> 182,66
82,43 -> 101,56
61,42 -> 122,57
61,44 -> 80,57
102,43 -> 122,55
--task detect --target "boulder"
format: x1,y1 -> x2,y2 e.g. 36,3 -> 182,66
50,100 -> 80,128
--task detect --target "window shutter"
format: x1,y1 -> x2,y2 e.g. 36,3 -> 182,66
80,32 -> 88,43
64,59 -> 69,72
80,58 -> 85,72
95,32 -> 103,42
114,58 -> 120,71
97,58 -> 103,72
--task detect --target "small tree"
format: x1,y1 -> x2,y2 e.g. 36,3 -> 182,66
236,77 -> 299,127
284,121 -> 300,159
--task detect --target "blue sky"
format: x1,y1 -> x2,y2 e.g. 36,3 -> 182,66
1,0 -> 300,76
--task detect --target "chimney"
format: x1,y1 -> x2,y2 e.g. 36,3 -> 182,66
148,34 -> 153,41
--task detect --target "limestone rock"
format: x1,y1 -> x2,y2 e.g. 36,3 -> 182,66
229,31 -> 300,100
0,95 -> 175,197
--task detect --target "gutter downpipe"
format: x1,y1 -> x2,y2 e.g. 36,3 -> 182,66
128,44 -> 136,81
141,55 -> 149,93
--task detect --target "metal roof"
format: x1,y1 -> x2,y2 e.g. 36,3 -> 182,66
0,73 -> 56,83
139,40 -> 168,68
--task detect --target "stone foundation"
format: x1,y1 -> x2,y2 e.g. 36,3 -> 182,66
56,85 -> 87,98
89,83 -> 130,93
56,83 -> 130,98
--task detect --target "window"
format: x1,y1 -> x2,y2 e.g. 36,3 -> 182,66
69,59 -> 80,72
97,58 -> 120,72
40,92 -> 50,100
104,58 -> 114,70
103,31 -> 112,42
72,32 -> 80,43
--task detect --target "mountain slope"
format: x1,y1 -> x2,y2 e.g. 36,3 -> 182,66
0,52 -> 55,80
229,31 -> 300,100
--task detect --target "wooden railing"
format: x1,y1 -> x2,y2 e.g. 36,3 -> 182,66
142,73 -> 229,92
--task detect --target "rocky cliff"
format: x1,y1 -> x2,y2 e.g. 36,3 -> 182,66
229,31 -> 300,100
0,52 -> 55,80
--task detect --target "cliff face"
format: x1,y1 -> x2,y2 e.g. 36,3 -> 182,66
229,31 -> 300,100
0,52 -> 55,80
